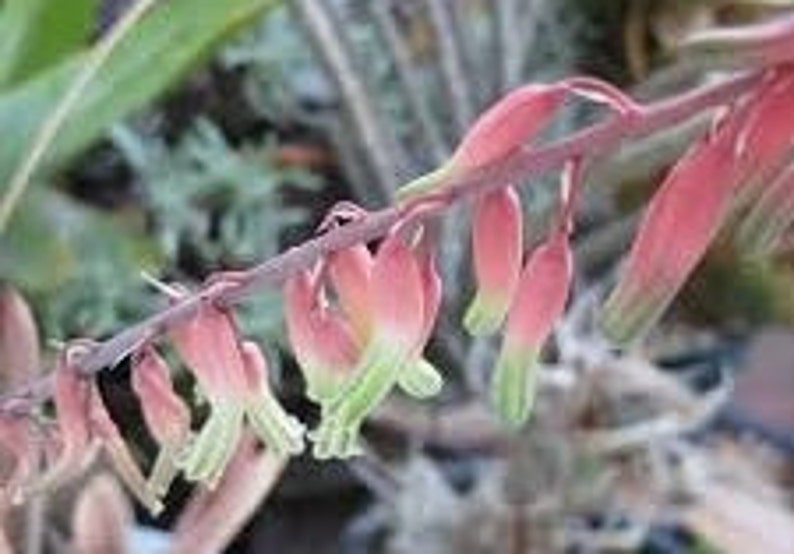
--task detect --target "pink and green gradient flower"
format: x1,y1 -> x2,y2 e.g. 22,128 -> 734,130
464,186 -> 523,335
131,347 -> 191,496
491,230 -> 572,427
169,296 -> 303,487
88,381 -> 163,515
601,114 -> 745,344
397,233 -> 444,399
397,77 -> 638,199
311,232 -> 427,459
284,268 -> 360,403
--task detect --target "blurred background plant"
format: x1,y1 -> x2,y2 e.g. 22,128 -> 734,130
2,0 -> 794,552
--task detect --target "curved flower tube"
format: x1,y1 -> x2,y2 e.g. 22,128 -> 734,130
464,186 -> 523,335
491,230 -> 573,427
311,232 -> 426,459
170,297 -> 303,488
601,113 -> 745,344
131,347 -> 191,496
284,269 -> 360,403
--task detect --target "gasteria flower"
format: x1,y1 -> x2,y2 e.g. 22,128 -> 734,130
284,269 -> 360,403
464,186 -> 523,335
131,347 -> 191,496
601,113 -> 744,344
491,230 -> 573,427
396,77 -> 638,199
237,340 -> 306,458
311,232 -> 427,459
397,234 -> 444,399
88,382 -> 163,515
169,295 -> 303,488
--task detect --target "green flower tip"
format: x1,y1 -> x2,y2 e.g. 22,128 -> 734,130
490,346 -> 539,429
463,293 -> 507,336
398,358 -> 443,399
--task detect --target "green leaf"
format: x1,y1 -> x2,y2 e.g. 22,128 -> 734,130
0,0 -> 97,88
0,0 -> 278,196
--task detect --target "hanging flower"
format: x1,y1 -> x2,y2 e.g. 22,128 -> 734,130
464,186 -> 523,335
88,381 -> 163,515
311,231 -> 427,459
397,77 -> 638,199
169,295 -> 303,488
131,347 -> 191,496
491,229 -> 573,427
601,112 -> 745,344
284,268 -> 360,403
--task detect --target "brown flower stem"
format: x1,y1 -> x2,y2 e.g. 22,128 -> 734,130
0,70 -> 761,414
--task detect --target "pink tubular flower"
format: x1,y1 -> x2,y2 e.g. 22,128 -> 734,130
397,233 -> 444,398
237,340 -> 306,455
311,232 -> 426,459
464,186 -> 523,335
131,347 -> 191,496
449,84 -> 567,173
284,269 -> 360,403
397,77 -> 638,199
491,230 -> 573,427
601,114 -> 745,344
88,382 -> 163,515
169,297 -> 303,488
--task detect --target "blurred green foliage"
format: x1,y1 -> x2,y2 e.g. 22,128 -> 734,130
0,0 -> 301,339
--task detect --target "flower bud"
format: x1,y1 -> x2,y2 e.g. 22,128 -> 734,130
237,341 -> 305,457
464,186 -> 523,335
88,383 -> 163,515
491,231 -> 572,427
311,232 -> 426,459
131,347 -> 191,496
170,295 -> 304,486
601,115 -> 743,344
284,270 -> 360,402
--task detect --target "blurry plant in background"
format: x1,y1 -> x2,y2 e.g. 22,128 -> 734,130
2,0 -> 794,553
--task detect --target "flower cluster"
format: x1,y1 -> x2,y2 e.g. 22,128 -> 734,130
3,16 -> 794,513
